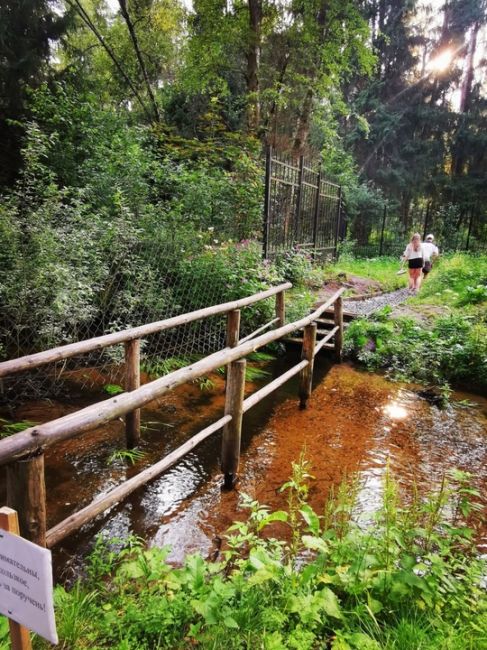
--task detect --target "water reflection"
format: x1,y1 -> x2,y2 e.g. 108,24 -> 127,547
1,361 -> 485,580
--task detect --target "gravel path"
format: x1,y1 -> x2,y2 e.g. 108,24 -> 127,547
343,288 -> 410,317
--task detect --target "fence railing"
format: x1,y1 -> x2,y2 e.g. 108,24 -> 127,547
0,284 -> 345,550
263,147 -> 343,259
346,202 -> 486,258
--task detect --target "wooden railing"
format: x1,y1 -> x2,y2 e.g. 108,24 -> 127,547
0,284 -> 344,550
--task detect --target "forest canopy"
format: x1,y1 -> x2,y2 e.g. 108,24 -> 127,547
0,0 -> 486,361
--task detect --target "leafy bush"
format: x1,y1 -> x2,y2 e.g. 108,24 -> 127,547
30,462 -> 486,650
345,310 -> 487,391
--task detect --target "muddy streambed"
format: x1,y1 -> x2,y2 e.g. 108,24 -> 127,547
1,357 -> 486,582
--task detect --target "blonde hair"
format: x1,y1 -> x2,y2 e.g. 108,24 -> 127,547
411,233 -> 421,252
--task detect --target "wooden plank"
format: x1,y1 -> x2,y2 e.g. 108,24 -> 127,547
45,414 -> 232,548
243,360 -> 308,413
0,282 -> 292,379
0,288 -> 345,466
0,508 -> 33,650
275,290 -> 285,328
226,310 -> 241,348
124,339 -> 141,448
314,326 -> 339,356
299,323 -> 317,409
238,317 -> 278,345
334,295 -> 344,361
6,453 -> 46,547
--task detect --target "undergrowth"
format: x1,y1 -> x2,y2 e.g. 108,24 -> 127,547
344,253 -> 487,392
15,459 -> 486,650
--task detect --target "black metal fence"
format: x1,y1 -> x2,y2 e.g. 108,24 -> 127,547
263,148 -> 343,259
347,201 -> 486,258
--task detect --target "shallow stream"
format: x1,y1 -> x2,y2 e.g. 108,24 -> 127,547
1,357 -> 486,581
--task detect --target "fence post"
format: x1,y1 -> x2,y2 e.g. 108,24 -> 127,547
334,186 -> 343,259
422,201 -> 431,241
299,323 -> 316,409
465,207 -> 474,251
334,295 -> 343,362
312,169 -> 322,251
125,339 -> 141,448
226,309 -> 241,348
294,155 -> 305,244
379,204 -> 387,256
275,290 -> 286,328
0,508 -> 33,650
6,452 -> 46,547
221,359 -> 246,489
263,145 -> 272,259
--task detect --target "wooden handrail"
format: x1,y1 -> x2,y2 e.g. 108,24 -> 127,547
0,288 -> 345,466
0,282 -> 292,379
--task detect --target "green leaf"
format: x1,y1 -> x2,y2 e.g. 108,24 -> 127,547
319,587 -> 342,619
299,505 -> 320,535
301,535 -> 328,554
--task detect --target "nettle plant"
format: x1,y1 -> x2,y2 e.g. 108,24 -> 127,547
37,459 -> 487,650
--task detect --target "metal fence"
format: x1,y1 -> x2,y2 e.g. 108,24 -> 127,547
263,148 -> 343,259
347,201 -> 487,258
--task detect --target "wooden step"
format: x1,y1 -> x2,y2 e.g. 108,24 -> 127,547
314,308 -> 355,322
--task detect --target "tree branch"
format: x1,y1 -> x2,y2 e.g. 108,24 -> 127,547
118,0 -> 160,122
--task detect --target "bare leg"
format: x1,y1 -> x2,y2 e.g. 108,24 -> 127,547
408,269 -> 414,290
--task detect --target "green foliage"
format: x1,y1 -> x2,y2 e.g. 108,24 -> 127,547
41,463 -> 486,650
345,311 -> 487,391
0,418 -> 36,438
326,257 -> 406,292
107,449 -> 146,466
103,384 -> 124,396
343,254 -> 487,391
416,253 -> 487,309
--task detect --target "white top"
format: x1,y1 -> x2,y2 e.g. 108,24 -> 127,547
422,242 -> 439,262
403,243 -> 424,260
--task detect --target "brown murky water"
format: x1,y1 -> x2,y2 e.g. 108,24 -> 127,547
1,357 -> 486,581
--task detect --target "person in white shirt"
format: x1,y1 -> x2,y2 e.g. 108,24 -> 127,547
422,234 -> 439,277
402,232 -> 424,293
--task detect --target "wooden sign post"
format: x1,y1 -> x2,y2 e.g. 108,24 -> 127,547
0,508 -> 32,650
0,506 -> 58,647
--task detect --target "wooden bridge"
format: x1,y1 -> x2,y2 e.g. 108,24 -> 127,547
0,284 -> 344,550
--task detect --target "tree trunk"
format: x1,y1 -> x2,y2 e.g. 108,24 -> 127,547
246,0 -> 262,134
292,87 -> 314,157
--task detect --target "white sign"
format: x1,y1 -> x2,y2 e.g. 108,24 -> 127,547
0,530 -> 58,644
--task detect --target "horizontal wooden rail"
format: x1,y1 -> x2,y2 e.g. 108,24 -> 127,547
239,317 -> 280,345
314,326 -> 339,356
0,288 -> 345,466
0,283 -> 292,379
45,413 -> 232,548
47,358 -> 311,546
243,360 -> 308,413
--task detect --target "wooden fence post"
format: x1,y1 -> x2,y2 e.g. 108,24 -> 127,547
6,452 -> 46,547
226,309 -> 241,348
334,296 -> 343,362
299,323 -> 316,409
125,339 -> 141,448
275,290 -> 285,328
0,508 -> 33,650
221,359 -> 246,489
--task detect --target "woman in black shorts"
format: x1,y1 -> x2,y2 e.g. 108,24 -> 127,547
402,233 -> 424,294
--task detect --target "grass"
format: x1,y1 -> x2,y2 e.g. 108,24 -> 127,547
16,460 -> 485,650
342,253 -> 487,392
325,256 -> 406,292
